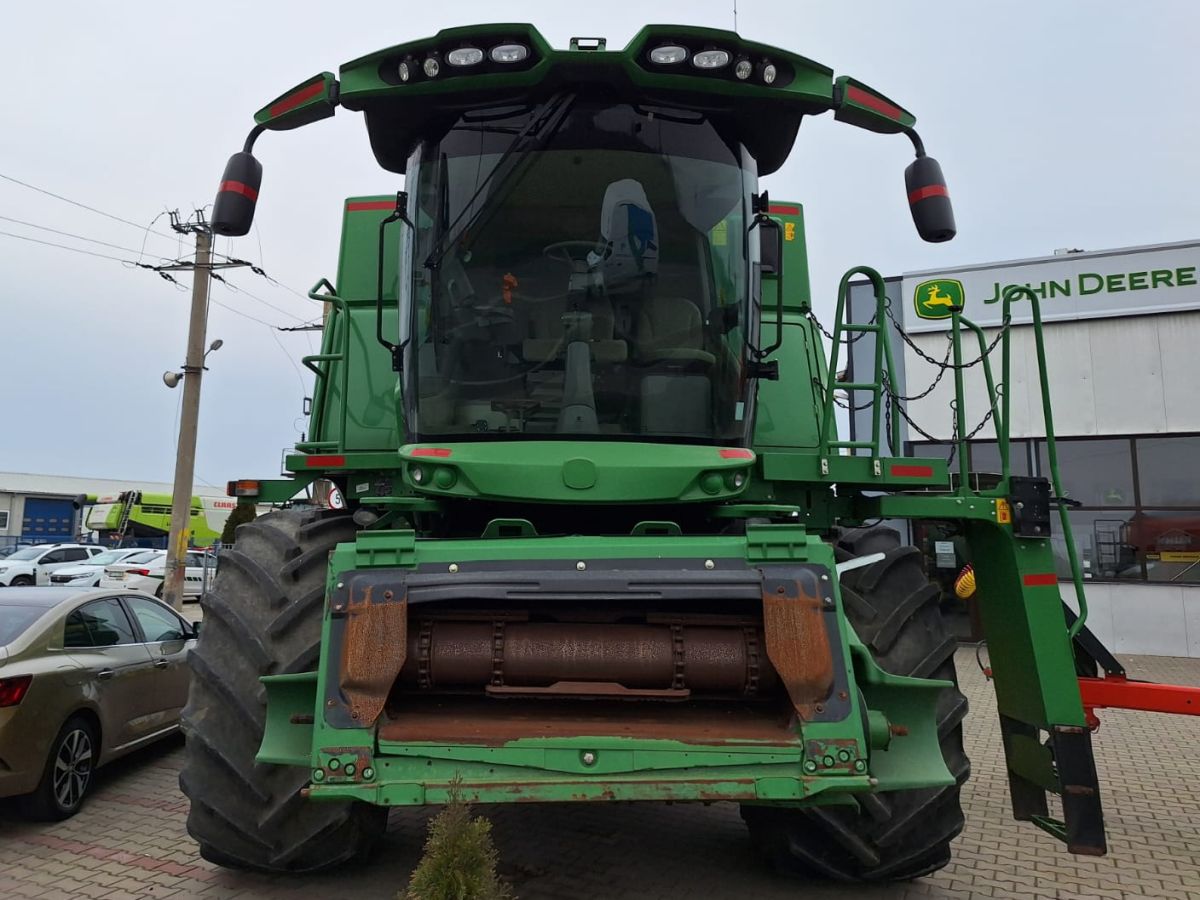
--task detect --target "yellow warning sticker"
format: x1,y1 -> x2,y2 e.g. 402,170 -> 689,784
995,498 -> 1011,525
784,221 -> 796,242
711,220 -> 728,247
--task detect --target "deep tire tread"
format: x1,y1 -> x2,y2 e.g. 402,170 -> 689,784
179,508 -> 387,874
742,528 -> 969,882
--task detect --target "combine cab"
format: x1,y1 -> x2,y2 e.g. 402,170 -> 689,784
181,25 -> 1105,879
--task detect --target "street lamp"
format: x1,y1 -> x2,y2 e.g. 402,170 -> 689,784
163,340 -> 223,388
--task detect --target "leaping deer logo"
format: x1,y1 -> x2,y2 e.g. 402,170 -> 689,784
923,284 -> 955,309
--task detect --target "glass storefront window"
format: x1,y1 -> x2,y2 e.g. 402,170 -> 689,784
1131,512 -> 1200,583
1135,437 -> 1200,507
909,440 -> 1031,475
1037,439 -> 1134,508
1048,510 -> 1142,581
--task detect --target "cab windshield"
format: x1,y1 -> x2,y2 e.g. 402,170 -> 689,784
402,98 -> 757,442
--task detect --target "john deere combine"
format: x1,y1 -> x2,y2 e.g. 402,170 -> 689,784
181,24 -> 1105,879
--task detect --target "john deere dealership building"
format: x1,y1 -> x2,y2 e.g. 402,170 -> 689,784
848,239 -> 1200,658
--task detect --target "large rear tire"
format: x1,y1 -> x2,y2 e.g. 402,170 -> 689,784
741,526 -> 969,881
179,507 -> 388,873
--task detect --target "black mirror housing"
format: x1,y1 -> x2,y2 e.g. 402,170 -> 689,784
758,218 -> 783,275
905,155 -> 956,243
211,152 -> 262,237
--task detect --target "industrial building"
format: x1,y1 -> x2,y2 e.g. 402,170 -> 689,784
0,472 -> 197,549
848,239 -> 1200,657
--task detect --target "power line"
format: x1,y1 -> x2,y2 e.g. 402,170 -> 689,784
0,214 -> 157,258
0,172 -> 179,244
211,275 -> 306,322
0,228 -> 136,264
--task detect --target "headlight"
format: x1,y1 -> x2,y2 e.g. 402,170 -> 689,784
447,47 -> 483,67
423,57 -> 440,78
490,44 -> 529,64
692,49 -> 731,69
649,45 -> 688,65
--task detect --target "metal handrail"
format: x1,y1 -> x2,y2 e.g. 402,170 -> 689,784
997,285 -> 1089,638
819,266 -> 899,460
298,278 -> 350,454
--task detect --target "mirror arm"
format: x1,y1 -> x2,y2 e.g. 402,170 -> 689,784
243,124 -> 266,154
905,127 -> 926,158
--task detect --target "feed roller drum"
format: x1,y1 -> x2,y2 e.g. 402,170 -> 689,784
398,621 -> 775,695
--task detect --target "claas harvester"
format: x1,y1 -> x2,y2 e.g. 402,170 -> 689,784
181,24 -> 1107,880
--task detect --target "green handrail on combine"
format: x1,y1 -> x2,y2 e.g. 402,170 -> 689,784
180,25 -> 1106,880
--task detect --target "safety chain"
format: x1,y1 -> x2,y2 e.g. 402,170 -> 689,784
806,309 -> 876,345
807,303 -> 1007,458
883,304 -> 1012,371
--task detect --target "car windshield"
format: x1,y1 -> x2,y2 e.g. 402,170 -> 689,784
0,604 -> 47,645
402,98 -> 757,443
88,550 -> 132,566
124,550 -> 160,564
6,547 -> 45,561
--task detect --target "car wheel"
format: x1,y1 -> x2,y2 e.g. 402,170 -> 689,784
155,584 -> 165,599
10,575 -> 33,586
22,715 -> 98,821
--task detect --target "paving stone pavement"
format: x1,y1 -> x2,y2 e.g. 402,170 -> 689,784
2,649 -> 1199,899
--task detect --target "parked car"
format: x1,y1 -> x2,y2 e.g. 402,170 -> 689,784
49,549 -> 160,588
0,586 -> 197,818
0,544 -> 105,587
99,550 -> 214,601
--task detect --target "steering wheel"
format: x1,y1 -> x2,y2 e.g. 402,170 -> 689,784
542,240 -> 605,268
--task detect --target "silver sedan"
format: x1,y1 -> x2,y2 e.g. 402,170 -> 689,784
0,586 -> 197,819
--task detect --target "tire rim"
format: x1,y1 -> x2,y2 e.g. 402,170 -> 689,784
53,728 -> 93,810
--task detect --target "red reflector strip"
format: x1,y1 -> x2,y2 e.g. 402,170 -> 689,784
346,200 -> 396,212
890,464 -> 933,478
719,448 -> 754,460
908,184 -> 949,204
218,180 -> 258,201
269,80 -> 326,118
767,204 -> 800,216
305,454 -> 346,467
846,85 -> 903,122
411,447 -> 453,458
1022,573 -> 1059,587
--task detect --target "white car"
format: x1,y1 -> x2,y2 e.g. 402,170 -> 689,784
0,544 -> 106,587
48,548 -> 161,588
99,551 -> 215,601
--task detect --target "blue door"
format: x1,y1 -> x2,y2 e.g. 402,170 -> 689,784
22,498 -> 76,541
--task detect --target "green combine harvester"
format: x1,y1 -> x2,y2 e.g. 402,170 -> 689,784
182,24 -> 1106,880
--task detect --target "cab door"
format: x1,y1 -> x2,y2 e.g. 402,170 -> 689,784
63,598 -> 157,754
120,595 -> 195,730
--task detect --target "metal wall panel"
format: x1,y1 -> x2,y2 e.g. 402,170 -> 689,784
900,313 -> 1200,441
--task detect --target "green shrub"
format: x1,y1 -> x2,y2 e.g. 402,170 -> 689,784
403,779 -> 513,900
219,503 -> 257,545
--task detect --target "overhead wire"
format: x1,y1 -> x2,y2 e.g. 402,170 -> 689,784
0,171 -> 179,244
0,214 -> 160,258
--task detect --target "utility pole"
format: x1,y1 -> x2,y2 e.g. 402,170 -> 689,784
162,213 -> 213,611
157,211 -> 247,609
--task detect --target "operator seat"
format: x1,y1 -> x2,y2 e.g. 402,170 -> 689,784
635,295 -> 714,365
521,293 -> 627,365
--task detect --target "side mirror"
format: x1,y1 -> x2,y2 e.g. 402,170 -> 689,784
190,620 -> 202,638
905,155 -> 956,243
211,151 -> 262,237
759,218 -> 783,275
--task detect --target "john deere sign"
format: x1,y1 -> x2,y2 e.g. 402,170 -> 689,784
913,279 -> 963,320
900,240 -> 1200,333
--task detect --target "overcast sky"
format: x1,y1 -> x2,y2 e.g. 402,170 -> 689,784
2,1 -> 1196,487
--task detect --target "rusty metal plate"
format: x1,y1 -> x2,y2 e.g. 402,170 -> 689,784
337,587 -> 408,725
760,573 -> 834,719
